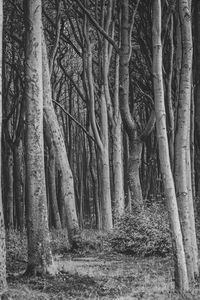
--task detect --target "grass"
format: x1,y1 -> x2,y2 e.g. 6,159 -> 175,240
4,229 -> 200,299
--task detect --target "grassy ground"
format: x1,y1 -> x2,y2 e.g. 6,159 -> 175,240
4,230 -> 200,299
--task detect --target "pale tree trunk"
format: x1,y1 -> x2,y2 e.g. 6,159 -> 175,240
174,0 -> 198,282
0,0 -> 7,291
44,128 -> 62,230
128,136 -> 143,211
152,0 -> 189,292
103,1 -> 124,219
100,90 -> 113,230
186,114 -> 199,277
112,53 -> 124,218
25,0 -> 54,276
42,35 -> 79,237
166,15 -> 175,169
194,0 -> 200,210
86,33 -> 113,230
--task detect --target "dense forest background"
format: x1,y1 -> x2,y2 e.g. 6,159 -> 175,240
1,0 -> 200,298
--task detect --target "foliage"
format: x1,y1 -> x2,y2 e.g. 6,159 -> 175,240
71,230 -> 109,255
110,203 -> 172,257
6,230 -> 27,274
50,229 -> 71,254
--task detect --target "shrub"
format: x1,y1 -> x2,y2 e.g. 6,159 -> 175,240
110,203 -> 171,257
71,230 -> 108,254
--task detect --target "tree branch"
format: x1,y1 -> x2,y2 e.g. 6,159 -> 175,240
52,100 -> 96,144
74,0 -> 119,53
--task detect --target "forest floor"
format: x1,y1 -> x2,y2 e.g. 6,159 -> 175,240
4,230 -> 200,300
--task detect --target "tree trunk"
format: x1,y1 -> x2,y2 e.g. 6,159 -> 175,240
42,35 -> 79,237
128,136 -> 143,211
174,0 -> 198,282
25,0 -> 54,276
4,144 -> 14,229
48,145 -> 62,230
100,90 -> 113,230
0,0 -> 7,290
119,0 -> 144,211
112,53 -> 124,219
13,140 -> 24,231
152,0 -> 189,292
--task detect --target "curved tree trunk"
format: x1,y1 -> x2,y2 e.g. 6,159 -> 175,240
119,0 -> 144,211
152,0 -> 189,292
42,35 -> 79,237
25,0 -> 54,276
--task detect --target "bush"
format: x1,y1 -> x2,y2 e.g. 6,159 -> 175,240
110,204 -> 171,257
71,230 -> 108,254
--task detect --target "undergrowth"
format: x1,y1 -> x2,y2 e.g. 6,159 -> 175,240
110,203 -> 172,257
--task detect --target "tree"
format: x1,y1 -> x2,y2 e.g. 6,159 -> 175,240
0,0 -> 7,291
152,0 -> 189,292
42,33 -> 79,238
174,0 -> 199,281
24,0 -> 54,275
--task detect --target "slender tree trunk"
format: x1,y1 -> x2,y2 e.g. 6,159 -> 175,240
13,141 -> 24,231
42,35 -> 79,237
0,0 -> 7,290
86,33 -> 113,230
112,53 -> 124,218
194,0 -> 200,207
128,136 -> 143,211
152,0 -> 189,292
174,0 -> 198,282
166,15 -> 175,169
4,144 -> 14,229
25,0 -> 54,275
100,89 -> 113,230
48,144 -> 62,230
119,0 -> 144,211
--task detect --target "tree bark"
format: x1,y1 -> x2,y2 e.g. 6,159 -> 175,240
13,141 -> 24,231
174,0 -> 198,282
0,0 -> 7,290
25,0 -> 54,276
152,0 -> 189,292
42,34 -> 79,237
119,0 -> 144,211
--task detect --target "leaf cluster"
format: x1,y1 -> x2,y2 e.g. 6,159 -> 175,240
110,204 -> 171,257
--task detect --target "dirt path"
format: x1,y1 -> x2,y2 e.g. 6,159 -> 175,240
7,252 -> 198,299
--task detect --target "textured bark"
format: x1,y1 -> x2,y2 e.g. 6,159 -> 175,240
174,0 -> 198,282
186,119 -> 199,278
0,0 -> 7,290
112,53 -> 124,218
25,0 -> 54,276
4,145 -> 14,229
42,35 -> 79,236
119,0 -> 144,211
152,0 -> 189,292
13,141 -> 24,231
128,137 -> 143,211
166,15 -> 175,169
86,35 -> 113,230
195,1 -> 200,201
100,90 -> 113,230
48,145 -> 62,230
